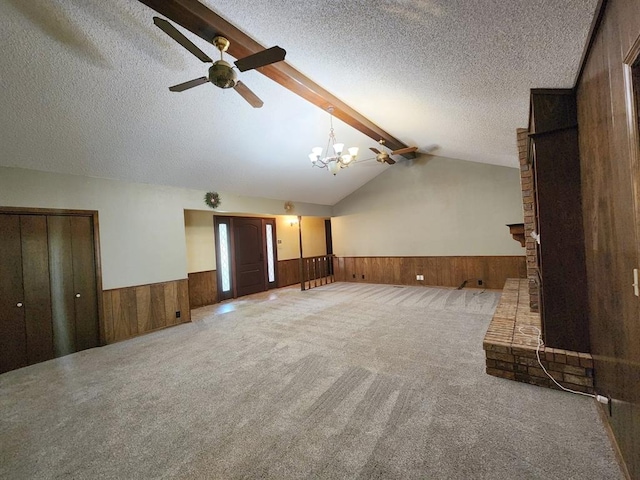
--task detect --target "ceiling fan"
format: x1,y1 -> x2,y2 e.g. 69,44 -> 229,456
366,140 -> 419,165
153,17 -> 286,108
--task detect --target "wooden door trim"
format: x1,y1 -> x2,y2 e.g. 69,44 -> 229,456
0,207 -> 97,216
0,207 -> 105,346
623,35 -> 640,171
623,35 -> 640,296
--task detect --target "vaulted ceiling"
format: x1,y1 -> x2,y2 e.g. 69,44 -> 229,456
1,0 -> 598,205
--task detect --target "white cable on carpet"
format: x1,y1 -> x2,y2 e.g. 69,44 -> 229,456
517,326 -> 607,403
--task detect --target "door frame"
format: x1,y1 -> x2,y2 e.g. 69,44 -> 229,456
0,207 -> 105,345
623,35 -> 640,273
214,215 -> 279,300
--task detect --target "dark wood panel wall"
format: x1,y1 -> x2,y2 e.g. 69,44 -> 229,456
576,0 -> 640,477
102,279 -> 190,344
333,256 -> 526,290
188,270 -> 217,308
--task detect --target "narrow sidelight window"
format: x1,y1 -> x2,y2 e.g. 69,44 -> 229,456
265,223 -> 275,283
218,223 -> 231,292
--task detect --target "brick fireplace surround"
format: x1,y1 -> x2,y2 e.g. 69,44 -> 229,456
483,129 -> 594,392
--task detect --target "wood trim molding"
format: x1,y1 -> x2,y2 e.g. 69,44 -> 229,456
528,124 -> 578,138
623,35 -> 640,255
137,0 -> 415,158
0,206 -> 99,216
574,0 -> 608,87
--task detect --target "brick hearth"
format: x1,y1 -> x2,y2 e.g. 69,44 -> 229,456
483,278 -> 594,394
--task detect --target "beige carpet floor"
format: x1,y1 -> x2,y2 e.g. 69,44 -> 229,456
0,282 -> 623,479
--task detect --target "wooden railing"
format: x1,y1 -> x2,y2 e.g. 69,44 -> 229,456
301,254 -> 335,290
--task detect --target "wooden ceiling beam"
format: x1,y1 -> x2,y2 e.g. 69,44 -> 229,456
138,0 -> 416,158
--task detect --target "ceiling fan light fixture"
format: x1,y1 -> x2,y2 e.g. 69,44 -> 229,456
208,61 -> 237,89
308,107 -> 358,175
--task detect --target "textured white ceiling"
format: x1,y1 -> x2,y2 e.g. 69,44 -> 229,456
0,0 -> 598,205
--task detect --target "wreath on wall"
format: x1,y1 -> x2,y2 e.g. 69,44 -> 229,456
204,191 -> 221,209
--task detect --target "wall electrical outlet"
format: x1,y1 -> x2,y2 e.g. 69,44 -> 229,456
416,274 -> 424,281
175,311 -> 181,318
477,279 -> 483,286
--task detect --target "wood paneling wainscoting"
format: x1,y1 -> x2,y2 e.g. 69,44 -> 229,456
277,259 -> 301,288
188,270 -> 217,308
102,279 -> 190,344
333,256 -> 526,290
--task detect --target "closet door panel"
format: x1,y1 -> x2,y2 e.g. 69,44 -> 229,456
20,215 -> 54,364
0,215 -> 27,373
70,216 -> 99,351
48,216 -> 76,357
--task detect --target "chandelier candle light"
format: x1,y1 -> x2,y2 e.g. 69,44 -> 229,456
308,107 -> 359,175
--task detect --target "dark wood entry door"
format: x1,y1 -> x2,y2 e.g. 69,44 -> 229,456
233,217 -> 266,297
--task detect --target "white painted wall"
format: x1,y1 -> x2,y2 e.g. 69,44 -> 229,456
0,167 -> 332,289
184,210 -> 217,273
331,156 -> 524,256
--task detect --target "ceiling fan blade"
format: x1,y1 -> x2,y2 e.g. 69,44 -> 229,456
390,146 -> 418,156
386,158 -> 397,165
169,76 -> 209,92
234,81 -> 264,108
234,46 -> 286,72
153,17 -> 213,63
369,147 -> 382,154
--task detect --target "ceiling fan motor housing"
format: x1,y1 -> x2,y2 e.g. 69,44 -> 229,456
209,61 -> 238,88
377,152 -> 389,163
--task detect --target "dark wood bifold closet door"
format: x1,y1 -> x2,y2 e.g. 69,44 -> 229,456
21,215 -> 54,364
0,215 -> 28,373
69,217 -> 99,351
233,217 -> 266,297
48,216 -> 99,357
0,212 -> 100,374
0,215 -> 55,373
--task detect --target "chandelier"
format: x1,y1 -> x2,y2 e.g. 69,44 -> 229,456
308,107 -> 359,175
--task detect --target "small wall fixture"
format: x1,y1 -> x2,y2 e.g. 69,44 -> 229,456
308,107 -> 358,175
